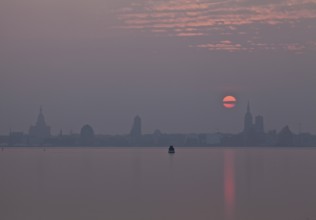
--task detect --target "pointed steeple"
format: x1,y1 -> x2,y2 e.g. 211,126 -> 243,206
36,106 -> 46,127
244,101 -> 253,132
29,107 -> 51,142
130,115 -> 142,137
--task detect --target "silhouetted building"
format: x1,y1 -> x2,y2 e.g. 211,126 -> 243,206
152,129 -> 162,145
128,115 -> 142,145
80,124 -> 95,146
29,107 -> 51,145
265,130 -> 277,146
254,115 -> 264,133
244,102 -> 253,133
277,125 -> 294,146
9,132 -> 27,146
243,102 -> 255,145
242,102 -> 265,146
130,115 -> 142,137
185,134 -> 199,146
205,133 -> 222,145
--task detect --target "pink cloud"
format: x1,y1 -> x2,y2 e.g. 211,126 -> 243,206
116,0 -> 316,53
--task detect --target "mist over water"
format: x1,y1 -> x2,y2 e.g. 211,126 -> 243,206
1,147 -> 316,220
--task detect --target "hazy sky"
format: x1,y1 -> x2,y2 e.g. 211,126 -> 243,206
1,0 -> 316,135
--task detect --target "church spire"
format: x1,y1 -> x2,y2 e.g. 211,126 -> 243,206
29,107 -> 51,142
244,101 -> 253,132
36,106 -> 46,127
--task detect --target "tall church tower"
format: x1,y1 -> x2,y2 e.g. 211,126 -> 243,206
29,107 -> 51,144
130,115 -> 142,137
243,102 -> 253,132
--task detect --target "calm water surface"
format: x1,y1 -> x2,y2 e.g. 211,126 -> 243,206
0,147 -> 316,220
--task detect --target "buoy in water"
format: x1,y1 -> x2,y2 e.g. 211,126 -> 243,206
168,145 -> 175,154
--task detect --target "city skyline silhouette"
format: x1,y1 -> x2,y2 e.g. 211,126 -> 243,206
0,103 -> 299,135
2,103 -> 315,147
